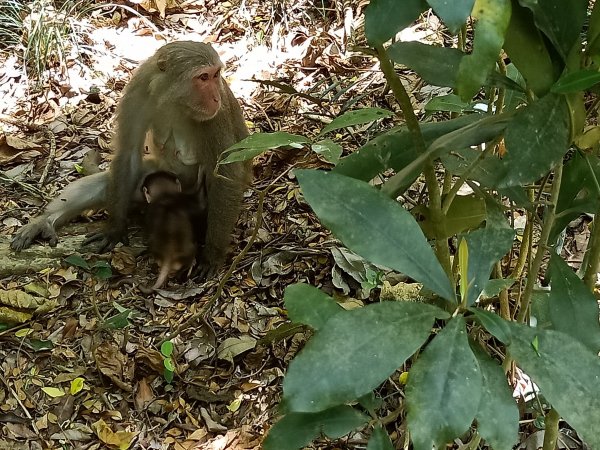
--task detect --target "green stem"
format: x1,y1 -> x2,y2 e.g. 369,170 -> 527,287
375,44 -> 452,280
583,155 -> 600,289
542,408 -> 560,450
516,163 -> 563,322
442,140 -> 497,215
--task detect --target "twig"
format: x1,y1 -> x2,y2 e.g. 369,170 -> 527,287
37,126 -> 57,188
0,172 -> 47,199
516,162 -> 563,322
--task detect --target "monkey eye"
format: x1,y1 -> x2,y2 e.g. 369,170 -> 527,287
214,69 -> 221,78
198,73 -> 209,81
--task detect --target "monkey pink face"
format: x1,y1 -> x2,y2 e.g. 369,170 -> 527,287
191,65 -> 223,120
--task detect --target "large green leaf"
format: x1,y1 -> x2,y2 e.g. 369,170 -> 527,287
387,41 -> 464,88
312,139 -> 342,165
470,308 -> 512,344
507,322 -> 600,449
552,70 -> 600,93
283,302 -> 448,412
427,0 -> 474,34
503,1 -> 559,96
365,0 -> 428,46
333,114 -> 481,183
587,0 -> 600,66
463,225 -> 515,305
263,406 -> 369,450
547,255 -> 600,353
551,152 -> 600,241
472,345 -> 519,450
500,64 -> 528,111
367,426 -> 394,450
456,0 -> 511,100
518,0 -> 587,62
319,108 -> 394,136
424,94 -> 472,113
406,317 -> 482,450
296,170 -> 454,300
418,194 -> 486,240
285,283 -> 343,331
220,132 -> 309,164
383,113 -> 512,197
474,93 -> 570,188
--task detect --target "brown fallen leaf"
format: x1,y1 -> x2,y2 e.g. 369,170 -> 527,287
134,377 -> 155,411
95,341 -> 133,392
135,346 -> 167,374
92,419 -> 138,449
111,247 -> 137,275
0,134 -> 42,164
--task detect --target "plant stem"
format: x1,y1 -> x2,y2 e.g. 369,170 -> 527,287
583,155 -> 600,289
516,163 -> 563,322
584,214 -> 600,289
542,408 -> 560,450
375,44 -> 452,280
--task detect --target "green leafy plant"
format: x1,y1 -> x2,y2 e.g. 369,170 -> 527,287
64,254 -> 112,280
160,340 -> 175,384
224,1 -> 600,448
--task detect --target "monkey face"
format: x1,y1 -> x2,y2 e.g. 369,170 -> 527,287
190,65 -> 224,120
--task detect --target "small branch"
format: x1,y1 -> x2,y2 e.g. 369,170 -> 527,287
37,127 -> 57,188
374,44 -> 452,281
517,163 -> 563,322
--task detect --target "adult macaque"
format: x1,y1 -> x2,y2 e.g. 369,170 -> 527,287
11,41 -> 251,278
141,170 -> 208,289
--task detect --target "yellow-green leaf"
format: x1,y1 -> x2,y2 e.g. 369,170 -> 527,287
70,377 -> 85,395
42,387 -> 65,398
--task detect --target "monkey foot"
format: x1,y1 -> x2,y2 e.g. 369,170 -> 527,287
83,229 -> 128,253
11,219 -> 59,251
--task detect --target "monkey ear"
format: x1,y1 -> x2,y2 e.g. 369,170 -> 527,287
143,186 -> 153,203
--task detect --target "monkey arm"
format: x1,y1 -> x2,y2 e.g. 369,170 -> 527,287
11,173 -> 108,251
84,91 -> 151,252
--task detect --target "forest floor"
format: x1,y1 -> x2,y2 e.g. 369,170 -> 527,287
0,1 -> 400,449
0,1 -> 591,450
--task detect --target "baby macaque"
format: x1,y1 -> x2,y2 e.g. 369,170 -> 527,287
142,170 -> 208,290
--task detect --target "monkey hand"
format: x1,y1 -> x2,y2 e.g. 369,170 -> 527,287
195,261 -> 219,280
11,218 -> 59,251
83,227 -> 129,253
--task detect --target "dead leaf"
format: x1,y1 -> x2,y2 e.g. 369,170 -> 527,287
111,247 -> 137,275
0,307 -> 32,324
0,133 -> 42,163
217,336 -> 257,363
95,341 -> 133,392
0,289 -> 58,315
135,346 -> 166,374
92,419 -> 138,449
5,423 -> 37,439
134,378 -> 154,411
